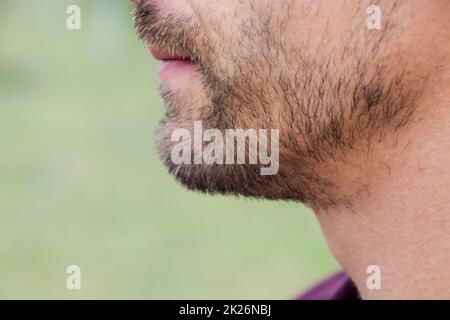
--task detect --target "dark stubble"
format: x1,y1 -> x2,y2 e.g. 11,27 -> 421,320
135,2 -> 424,209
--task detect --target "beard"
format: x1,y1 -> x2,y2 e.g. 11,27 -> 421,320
135,1 -> 423,209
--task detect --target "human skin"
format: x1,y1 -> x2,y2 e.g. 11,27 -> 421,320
130,0 -> 450,299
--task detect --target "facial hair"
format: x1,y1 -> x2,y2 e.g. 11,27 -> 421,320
135,1 -> 424,209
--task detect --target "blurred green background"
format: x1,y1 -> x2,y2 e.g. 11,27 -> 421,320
0,0 -> 339,299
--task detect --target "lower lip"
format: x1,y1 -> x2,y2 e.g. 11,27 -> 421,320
159,60 -> 197,79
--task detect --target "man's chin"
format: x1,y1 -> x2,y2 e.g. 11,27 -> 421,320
156,134 -> 290,201
157,155 -> 271,198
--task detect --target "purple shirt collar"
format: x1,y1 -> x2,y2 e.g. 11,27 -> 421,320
297,272 -> 360,300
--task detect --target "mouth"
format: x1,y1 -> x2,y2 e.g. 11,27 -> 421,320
148,45 -> 197,79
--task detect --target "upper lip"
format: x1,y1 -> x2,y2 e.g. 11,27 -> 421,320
149,46 -> 191,61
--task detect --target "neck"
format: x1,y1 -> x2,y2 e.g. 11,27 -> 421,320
313,73 -> 450,299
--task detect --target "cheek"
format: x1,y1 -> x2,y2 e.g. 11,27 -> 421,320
145,0 -> 191,15
189,0 -> 250,43
188,0 -> 271,76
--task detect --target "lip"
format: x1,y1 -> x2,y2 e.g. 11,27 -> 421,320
148,45 -> 196,79
149,46 -> 190,61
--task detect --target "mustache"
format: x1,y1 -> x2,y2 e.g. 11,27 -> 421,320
134,2 -> 204,64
